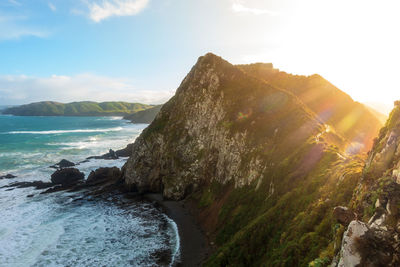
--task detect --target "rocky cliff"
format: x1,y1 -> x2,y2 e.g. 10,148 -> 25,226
123,53 -> 334,200
122,53 -> 383,266
334,102 -> 400,266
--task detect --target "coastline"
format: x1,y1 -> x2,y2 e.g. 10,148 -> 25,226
144,194 -> 211,267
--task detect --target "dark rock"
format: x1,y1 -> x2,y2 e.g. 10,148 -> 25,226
0,174 -> 17,179
51,168 -> 84,186
27,194 -> 34,198
115,144 -> 133,157
108,149 -> 118,159
0,181 -> 54,190
86,167 -> 122,185
50,159 -> 75,169
86,149 -> 119,160
333,206 -> 356,226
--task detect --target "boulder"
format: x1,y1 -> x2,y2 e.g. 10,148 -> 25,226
333,206 -> 357,226
338,220 -> 369,267
50,159 -> 75,169
51,168 -> 84,186
86,167 -> 121,185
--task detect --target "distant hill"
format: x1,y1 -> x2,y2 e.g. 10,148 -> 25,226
2,101 -> 156,118
238,63 -> 383,151
123,105 -> 162,123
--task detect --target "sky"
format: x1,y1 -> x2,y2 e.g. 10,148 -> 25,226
0,0 -> 399,114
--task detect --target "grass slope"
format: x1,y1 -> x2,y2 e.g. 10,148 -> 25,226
238,63 -> 382,152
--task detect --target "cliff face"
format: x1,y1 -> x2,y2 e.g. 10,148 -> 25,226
123,53 -> 330,200
335,102 -> 400,266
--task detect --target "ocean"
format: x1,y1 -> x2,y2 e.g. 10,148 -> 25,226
0,115 -> 179,266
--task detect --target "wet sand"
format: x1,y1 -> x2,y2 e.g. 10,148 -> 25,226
144,194 -> 210,267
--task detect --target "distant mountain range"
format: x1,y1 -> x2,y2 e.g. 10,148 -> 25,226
1,101 -> 162,123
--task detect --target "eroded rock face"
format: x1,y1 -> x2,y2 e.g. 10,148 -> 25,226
86,167 -> 121,185
333,206 -> 356,226
122,53 -> 324,200
338,220 -> 368,267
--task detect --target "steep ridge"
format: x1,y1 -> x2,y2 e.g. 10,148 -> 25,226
334,101 -> 400,266
238,63 -> 382,152
122,53 -> 379,266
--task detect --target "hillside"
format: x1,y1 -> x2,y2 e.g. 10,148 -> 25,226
2,101 -> 155,117
121,53 -> 382,266
333,101 -> 400,266
238,63 -> 382,152
123,105 -> 162,123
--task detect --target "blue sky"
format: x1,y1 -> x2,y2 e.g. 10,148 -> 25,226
0,0 -> 399,113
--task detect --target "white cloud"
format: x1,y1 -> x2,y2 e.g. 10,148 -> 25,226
85,0 -> 149,22
0,74 -> 172,105
231,0 -> 277,16
48,2 -> 57,11
0,15 -> 48,40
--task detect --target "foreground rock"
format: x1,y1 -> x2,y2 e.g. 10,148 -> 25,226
51,168 -> 84,186
49,159 -> 75,169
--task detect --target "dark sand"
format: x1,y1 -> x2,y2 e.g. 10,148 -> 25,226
144,194 -> 210,267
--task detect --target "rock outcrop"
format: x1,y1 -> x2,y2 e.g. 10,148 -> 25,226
50,159 -> 75,169
51,168 -> 85,186
335,101 -> 400,266
333,206 -> 356,226
86,167 -> 121,185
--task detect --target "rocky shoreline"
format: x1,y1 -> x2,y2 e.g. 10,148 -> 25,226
0,155 -> 209,266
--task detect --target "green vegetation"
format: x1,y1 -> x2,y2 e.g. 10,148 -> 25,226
2,101 -> 155,117
192,146 -> 363,267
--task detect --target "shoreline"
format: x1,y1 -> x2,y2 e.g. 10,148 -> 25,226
144,193 -> 211,267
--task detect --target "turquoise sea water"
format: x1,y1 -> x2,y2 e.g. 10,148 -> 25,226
0,115 -> 179,266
